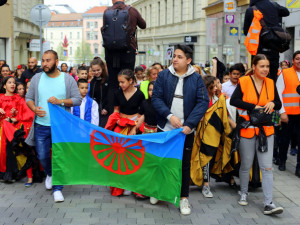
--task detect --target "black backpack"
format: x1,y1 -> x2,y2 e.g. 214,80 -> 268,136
252,6 -> 291,53
101,5 -> 131,50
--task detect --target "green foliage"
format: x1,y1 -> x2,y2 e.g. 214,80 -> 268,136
74,42 -> 93,64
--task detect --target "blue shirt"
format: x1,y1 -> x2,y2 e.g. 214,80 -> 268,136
35,72 -> 66,126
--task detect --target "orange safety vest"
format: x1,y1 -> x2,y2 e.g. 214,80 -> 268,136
238,76 -> 275,138
282,67 -> 300,115
244,10 -> 263,55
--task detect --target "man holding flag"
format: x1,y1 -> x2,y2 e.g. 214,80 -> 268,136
25,50 -> 82,203
152,44 -> 209,215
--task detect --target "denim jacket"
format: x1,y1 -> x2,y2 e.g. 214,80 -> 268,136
152,68 -> 209,130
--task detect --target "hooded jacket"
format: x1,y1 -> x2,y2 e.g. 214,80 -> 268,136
152,65 -> 209,130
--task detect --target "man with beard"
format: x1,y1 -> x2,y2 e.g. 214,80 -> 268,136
20,57 -> 43,84
25,50 -> 81,202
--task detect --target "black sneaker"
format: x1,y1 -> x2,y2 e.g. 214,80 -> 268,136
278,162 -> 286,171
264,203 -> 283,215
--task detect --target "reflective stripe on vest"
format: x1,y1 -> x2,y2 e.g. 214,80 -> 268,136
238,76 -> 275,138
282,67 -> 300,115
244,10 -> 263,55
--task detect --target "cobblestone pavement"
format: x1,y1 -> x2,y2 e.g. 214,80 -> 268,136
0,154 -> 300,225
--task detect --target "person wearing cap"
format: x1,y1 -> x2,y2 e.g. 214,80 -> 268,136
276,50 -> 300,178
15,65 -> 26,83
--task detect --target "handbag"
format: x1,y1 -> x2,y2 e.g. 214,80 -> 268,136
248,108 -> 272,126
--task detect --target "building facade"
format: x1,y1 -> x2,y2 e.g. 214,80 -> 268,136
125,0 -> 207,66
44,13 -> 83,64
204,0 -> 300,65
82,6 -> 107,57
0,0 -> 43,69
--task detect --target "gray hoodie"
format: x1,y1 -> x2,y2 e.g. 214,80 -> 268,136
160,64 -> 195,131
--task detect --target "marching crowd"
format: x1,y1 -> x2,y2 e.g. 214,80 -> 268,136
0,47 -> 299,217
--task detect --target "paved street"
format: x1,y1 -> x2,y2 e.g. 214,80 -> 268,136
0,155 -> 300,225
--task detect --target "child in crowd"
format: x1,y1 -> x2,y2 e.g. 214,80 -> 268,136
71,79 -> 99,126
140,66 -> 159,99
222,64 -> 242,98
89,57 -> 109,127
1,64 -> 10,83
0,76 -> 35,185
222,72 -> 230,83
151,62 -> 164,72
87,66 -> 93,83
105,69 -> 145,198
201,75 -> 218,198
135,66 -> 144,86
16,83 -> 26,98
77,66 -> 88,80
215,78 -> 222,97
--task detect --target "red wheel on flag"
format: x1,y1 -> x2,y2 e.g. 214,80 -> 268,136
90,130 -> 145,175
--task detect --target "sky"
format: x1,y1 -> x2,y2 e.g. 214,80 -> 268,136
44,0 -> 111,13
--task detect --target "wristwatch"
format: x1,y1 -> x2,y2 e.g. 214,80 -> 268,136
61,99 -> 64,106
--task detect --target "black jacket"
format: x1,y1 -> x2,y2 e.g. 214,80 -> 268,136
243,0 -> 289,38
89,77 -> 109,112
20,67 -> 43,84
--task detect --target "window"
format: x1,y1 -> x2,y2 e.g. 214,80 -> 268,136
165,0 -> 167,25
94,43 -> 99,54
193,0 -> 197,19
87,22 -> 90,28
70,32 -> 72,39
77,32 -> 80,39
86,32 -> 90,40
70,46 -> 72,55
95,21 -> 98,28
157,2 -> 160,26
94,32 -> 98,40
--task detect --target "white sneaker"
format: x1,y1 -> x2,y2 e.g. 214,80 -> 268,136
180,198 -> 191,215
150,197 -> 159,205
53,191 -> 64,203
45,175 -> 52,190
202,185 -> 213,198
123,190 -> 132,196
238,191 -> 248,206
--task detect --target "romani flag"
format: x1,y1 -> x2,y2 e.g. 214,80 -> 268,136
48,104 -> 186,207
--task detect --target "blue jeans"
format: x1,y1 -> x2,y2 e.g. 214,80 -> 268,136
34,123 -> 63,192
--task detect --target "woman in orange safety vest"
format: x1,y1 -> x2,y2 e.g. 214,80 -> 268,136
230,54 -> 283,215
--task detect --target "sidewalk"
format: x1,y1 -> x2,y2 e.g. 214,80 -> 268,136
0,154 -> 299,225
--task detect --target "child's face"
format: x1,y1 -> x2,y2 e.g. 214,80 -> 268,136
78,70 -> 88,79
149,69 -> 158,81
148,84 -> 154,98
78,83 -> 89,97
4,78 -> 16,94
91,64 -> 102,78
118,75 -> 132,91
230,70 -> 241,84
216,79 -> 222,91
208,80 -> 217,97
1,67 -> 10,77
135,71 -> 143,80
223,75 -> 230,83
17,85 -> 25,97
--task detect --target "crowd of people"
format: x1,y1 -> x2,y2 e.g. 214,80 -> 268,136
0,47 -> 299,217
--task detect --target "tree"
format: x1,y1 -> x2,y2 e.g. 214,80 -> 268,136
74,42 -> 93,64
56,44 -> 67,61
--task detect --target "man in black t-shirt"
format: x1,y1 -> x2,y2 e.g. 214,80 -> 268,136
20,57 -> 43,84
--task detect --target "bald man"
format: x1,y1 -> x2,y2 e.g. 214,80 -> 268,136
21,57 -> 43,84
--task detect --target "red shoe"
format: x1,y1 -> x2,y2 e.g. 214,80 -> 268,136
134,193 -> 148,200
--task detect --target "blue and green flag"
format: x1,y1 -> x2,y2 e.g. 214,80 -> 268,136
49,104 -> 186,207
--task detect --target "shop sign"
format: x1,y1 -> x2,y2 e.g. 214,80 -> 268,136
224,0 -> 237,12
225,14 -> 235,24
184,36 -> 198,43
287,0 -> 300,8
165,47 -> 174,60
229,27 -> 239,36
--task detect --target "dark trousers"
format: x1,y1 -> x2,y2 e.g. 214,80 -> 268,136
158,128 -> 194,197
105,47 -> 136,114
278,115 -> 300,169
